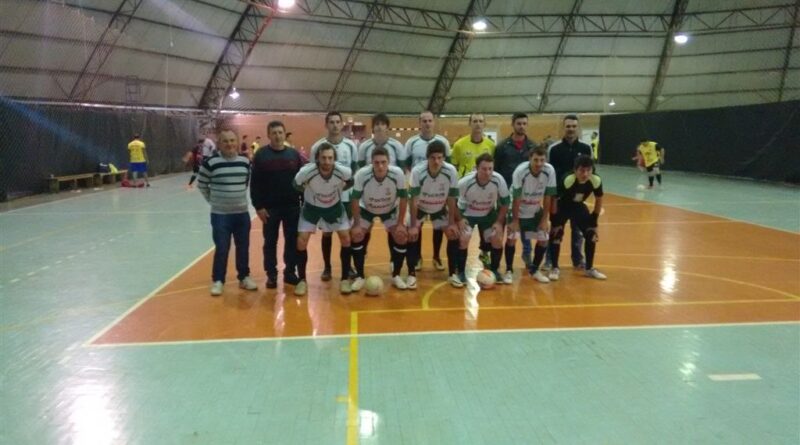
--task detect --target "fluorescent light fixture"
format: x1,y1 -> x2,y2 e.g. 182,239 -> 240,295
608,99 -> 616,107
229,88 -> 240,100
278,0 -> 295,10
673,34 -> 689,44
472,19 -> 487,31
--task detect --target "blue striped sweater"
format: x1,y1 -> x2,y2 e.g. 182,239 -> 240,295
197,154 -> 251,214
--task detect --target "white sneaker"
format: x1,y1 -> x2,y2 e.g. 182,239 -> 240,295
432,258 -> 445,271
502,270 -> 513,285
406,275 -> 418,290
351,277 -> 365,292
548,268 -> 560,281
392,275 -> 408,290
531,271 -> 550,283
239,276 -> 258,291
210,281 -> 224,296
449,273 -> 465,288
415,259 -> 422,271
585,268 -> 607,280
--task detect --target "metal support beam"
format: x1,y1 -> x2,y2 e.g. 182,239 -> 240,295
647,0 -> 689,111
537,0 -> 583,113
327,0 -> 386,110
68,0 -> 144,101
778,0 -> 800,102
198,1 -> 275,117
427,0 -> 491,114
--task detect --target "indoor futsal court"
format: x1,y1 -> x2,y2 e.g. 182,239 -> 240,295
1,1 -> 799,444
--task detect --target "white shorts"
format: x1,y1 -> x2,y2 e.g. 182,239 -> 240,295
460,223 -> 496,244
406,212 -> 449,230
354,213 -> 399,231
298,214 -> 351,233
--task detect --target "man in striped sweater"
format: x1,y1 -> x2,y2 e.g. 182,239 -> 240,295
198,129 -> 258,296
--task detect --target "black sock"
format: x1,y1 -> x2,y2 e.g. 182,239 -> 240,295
297,249 -> 308,280
388,237 -> 407,276
340,246 -> 351,280
351,241 -> 366,278
188,175 -> 197,185
585,238 -> 596,270
491,247 -> 502,271
407,237 -> 421,273
322,235 -> 332,270
656,174 -> 662,184
458,248 -> 468,276
504,244 -> 515,271
550,242 -> 561,269
531,244 -> 547,272
446,240 -> 459,275
432,229 -> 443,260
648,176 -> 654,187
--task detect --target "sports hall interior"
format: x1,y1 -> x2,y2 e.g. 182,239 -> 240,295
1,1 -> 798,444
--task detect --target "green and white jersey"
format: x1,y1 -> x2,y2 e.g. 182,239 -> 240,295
409,162 -> 458,215
293,163 -> 352,208
457,171 -> 510,218
357,137 -> 408,168
310,137 -> 359,171
351,165 -> 408,216
405,134 -> 451,168
511,162 -> 557,218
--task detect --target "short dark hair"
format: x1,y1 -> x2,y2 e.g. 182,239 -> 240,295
286,132 -> 293,138
563,114 -> 579,122
133,134 -> 141,139
574,155 -> 594,170
267,121 -> 284,133
475,153 -> 494,167
315,142 -> 337,162
426,140 -> 446,158
255,136 -> 261,139
531,146 -> 548,157
512,112 -> 527,123
372,112 -> 390,128
325,111 -> 342,124
371,146 -> 389,160
640,138 -> 648,143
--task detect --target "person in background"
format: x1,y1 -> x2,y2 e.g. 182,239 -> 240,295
186,139 -> 204,189
127,134 -> 150,188
635,139 -> 665,189
590,131 -> 599,161
251,136 -> 262,155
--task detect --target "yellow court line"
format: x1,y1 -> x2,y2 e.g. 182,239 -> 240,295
421,281 -> 450,310
358,297 -> 799,315
346,311 -> 360,445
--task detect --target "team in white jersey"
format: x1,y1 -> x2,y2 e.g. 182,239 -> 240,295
357,113 -> 408,169
453,153 -> 511,287
309,112 -> 359,282
292,141 -> 355,296
407,140 -> 461,283
510,146 -> 557,283
350,146 -> 413,290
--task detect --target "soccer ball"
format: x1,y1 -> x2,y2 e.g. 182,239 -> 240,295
476,269 -> 495,290
364,276 -> 384,296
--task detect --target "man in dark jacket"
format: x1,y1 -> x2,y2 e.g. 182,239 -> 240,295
251,121 -> 306,289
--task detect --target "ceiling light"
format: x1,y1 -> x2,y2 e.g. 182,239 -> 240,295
673,34 -> 689,45
472,19 -> 487,31
608,99 -> 616,107
229,88 -> 240,100
277,0 -> 295,10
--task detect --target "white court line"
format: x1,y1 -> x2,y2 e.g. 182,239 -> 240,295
708,373 -> 762,381
83,246 -> 215,346
85,320 -> 800,349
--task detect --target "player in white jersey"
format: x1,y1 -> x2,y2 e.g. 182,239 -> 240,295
350,147 -> 411,291
309,111 -> 359,282
510,146 -> 557,283
454,153 -> 510,287
357,113 -> 408,169
407,140 -> 460,284
293,143 -> 354,296
404,110 -> 452,271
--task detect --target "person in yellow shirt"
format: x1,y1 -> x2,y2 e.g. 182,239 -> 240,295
251,136 -> 262,154
590,131 -> 599,161
127,134 -> 150,187
636,139 -> 665,189
451,113 -> 495,178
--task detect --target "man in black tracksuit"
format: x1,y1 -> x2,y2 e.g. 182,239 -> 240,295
547,114 -> 593,275
494,112 -> 538,277
251,120 -> 306,289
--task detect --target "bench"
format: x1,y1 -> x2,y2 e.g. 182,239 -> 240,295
47,169 -> 129,193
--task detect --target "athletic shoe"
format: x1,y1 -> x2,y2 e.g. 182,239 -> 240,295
492,270 -> 503,284
502,270 -> 514,285
459,272 -> 467,285
321,268 -> 332,282
573,261 -> 586,271
239,276 -> 258,291
294,280 -> 307,296
585,268 -> 607,280
210,281 -> 224,296
284,273 -> 300,286
479,251 -> 491,268
432,258 -> 445,271
541,262 -> 552,272
340,280 -> 352,294
530,270 -> 550,283
522,252 -> 532,268
415,259 -> 422,271
348,268 -> 359,280
351,277 -> 365,292
406,275 -> 418,290
548,268 -> 560,281
392,275 -> 408,290
448,273 -> 465,288
266,277 -> 278,289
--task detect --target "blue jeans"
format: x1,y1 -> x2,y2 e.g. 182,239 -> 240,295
211,212 -> 251,283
